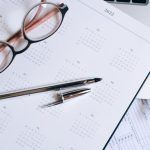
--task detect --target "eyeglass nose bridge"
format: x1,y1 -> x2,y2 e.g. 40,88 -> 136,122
15,39 -> 31,54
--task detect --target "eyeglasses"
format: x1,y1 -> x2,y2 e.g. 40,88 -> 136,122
0,1 -> 68,73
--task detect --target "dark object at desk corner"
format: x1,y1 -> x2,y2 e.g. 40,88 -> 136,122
104,0 -> 149,5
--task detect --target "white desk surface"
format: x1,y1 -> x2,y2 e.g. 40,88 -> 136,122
113,3 -> 150,27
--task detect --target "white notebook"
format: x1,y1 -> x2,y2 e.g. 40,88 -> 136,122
0,0 -> 150,150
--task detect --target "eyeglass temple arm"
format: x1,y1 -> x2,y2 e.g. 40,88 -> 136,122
27,0 -> 47,28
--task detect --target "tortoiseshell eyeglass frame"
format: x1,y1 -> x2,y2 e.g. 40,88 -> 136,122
0,0 -> 68,73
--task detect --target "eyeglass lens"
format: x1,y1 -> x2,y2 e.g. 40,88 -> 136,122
0,42 -> 13,73
23,3 -> 63,41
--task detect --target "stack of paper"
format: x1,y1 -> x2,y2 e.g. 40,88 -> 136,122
0,0 -> 150,149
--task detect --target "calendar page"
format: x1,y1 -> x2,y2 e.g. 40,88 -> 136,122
0,0 -> 150,150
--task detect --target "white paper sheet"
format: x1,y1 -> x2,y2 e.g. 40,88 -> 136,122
0,0 -> 150,150
106,97 -> 150,150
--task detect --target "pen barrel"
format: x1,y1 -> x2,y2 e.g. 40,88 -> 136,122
0,87 -> 50,100
0,81 -> 85,100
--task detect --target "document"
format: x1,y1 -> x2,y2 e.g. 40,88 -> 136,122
0,0 -> 150,149
106,98 -> 150,150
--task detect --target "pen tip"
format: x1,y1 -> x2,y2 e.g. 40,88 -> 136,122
94,78 -> 102,82
41,100 -> 63,108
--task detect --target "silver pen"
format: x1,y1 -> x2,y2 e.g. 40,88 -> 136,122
43,88 -> 91,107
0,78 -> 102,100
